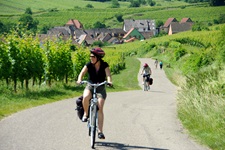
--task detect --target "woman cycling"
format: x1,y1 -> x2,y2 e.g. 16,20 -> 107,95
141,63 -> 152,85
77,47 -> 112,139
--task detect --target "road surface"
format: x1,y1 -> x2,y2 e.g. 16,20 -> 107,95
0,58 -> 210,150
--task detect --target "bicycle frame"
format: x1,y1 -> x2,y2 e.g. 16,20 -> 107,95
80,81 -> 107,149
143,74 -> 150,91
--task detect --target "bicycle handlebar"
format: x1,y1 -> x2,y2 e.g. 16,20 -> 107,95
80,80 -> 111,87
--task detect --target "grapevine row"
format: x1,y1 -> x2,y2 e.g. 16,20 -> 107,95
0,32 -> 125,92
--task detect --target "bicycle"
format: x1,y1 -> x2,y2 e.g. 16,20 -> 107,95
80,80 -> 109,149
143,74 -> 150,91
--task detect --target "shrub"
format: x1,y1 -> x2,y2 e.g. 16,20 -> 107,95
86,4 -> 94,8
174,47 -> 187,61
115,14 -> 123,22
169,41 -> 181,48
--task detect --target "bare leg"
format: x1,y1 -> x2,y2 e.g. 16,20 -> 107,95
98,97 -> 105,133
82,89 -> 92,117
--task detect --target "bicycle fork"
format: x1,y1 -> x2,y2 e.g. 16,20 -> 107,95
89,99 -> 98,148
89,102 -> 98,129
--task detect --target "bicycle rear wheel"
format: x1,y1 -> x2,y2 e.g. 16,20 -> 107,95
90,105 -> 97,149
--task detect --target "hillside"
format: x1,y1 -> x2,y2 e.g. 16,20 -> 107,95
0,0 -> 224,31
0,0 -> 192,15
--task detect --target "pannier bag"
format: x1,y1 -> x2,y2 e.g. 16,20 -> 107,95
149,78 -> 153,85
75,96 -> 84,120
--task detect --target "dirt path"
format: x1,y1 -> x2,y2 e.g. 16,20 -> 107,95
0,58 -> 210,150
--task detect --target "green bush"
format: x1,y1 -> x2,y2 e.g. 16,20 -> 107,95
174,37 -> 206,48
174,47 -> 187,61
169,41 -> 181,48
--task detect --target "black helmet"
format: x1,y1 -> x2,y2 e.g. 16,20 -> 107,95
90,47 -> 105,58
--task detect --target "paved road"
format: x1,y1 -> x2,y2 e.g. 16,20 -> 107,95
0,58 -> 210,150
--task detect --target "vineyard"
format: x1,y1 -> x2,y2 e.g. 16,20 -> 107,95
0,1 -> 224,30
0,32 -> 125,92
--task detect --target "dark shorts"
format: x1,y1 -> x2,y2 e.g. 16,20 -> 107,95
85,85 -> 107,99
143,74 -> 150,82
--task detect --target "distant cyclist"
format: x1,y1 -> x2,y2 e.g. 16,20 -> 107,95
159,60 -> 163,70
77,47 -> 113,139
141,63 -> 152,85
154,59 -> 158,69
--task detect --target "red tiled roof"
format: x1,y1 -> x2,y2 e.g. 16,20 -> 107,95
163,18 -> 178,28
66,19 -> 83,29
180,18 -> 193,23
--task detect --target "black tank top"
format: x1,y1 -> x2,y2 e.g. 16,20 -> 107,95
86,60 -> 109,84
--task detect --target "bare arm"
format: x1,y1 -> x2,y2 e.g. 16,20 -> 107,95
105,67 -> 112,84
77,66 -> 88,84
141,68 -> 144,75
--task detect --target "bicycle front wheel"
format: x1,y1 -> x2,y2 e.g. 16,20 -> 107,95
90,105 -> 97,149
143,80 -> 147,91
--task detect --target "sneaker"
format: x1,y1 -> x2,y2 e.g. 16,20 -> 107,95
98,132 -> 105,139
82,115 -> 88,122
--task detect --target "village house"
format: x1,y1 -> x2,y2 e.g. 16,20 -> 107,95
41,17 -> 193,46
123,28 -> 145,42
75,28 -> 125,46
168,18 -> 194,35
41,19 -> 157,45
162,18 -> 178,33
123,19 -> 157,39
162,18 -> 194,35
65,19 -> 83,29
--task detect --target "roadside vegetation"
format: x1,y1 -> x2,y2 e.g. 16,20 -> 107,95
140,24 -> 225,150
0,0 -> 225,150
100,24 -> 225,149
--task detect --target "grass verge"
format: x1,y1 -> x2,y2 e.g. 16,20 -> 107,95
177,67 -> 225,150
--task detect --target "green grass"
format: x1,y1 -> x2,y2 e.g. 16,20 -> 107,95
0,83 -> 81,120
0,56 -> 140,120
110,56 -> 141,91
177,67 -> 225,150
0,0 -> 191,15
0,0 -> 113,15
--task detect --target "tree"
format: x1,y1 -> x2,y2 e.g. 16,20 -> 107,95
209,0 -> 225,6
18,8 -> 39,34
218,14 -> 225,23
111,0 -> 120,8
147,0 -> 156,6
129,0 -> 141,7
115,14 -> 123,22
25,7 -> 32,15
0,21 -> 4,34
0,41 -> 11,86
156,20 -> 164,28
86,4 -> 94,8
40,24 -> 52,34
93,21 -> 106,28
0,21 -> 16,34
